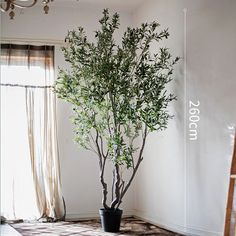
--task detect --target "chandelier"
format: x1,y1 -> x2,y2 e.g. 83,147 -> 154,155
0,0 -> 54,19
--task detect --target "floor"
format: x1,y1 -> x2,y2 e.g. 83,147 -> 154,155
9,217 -> 183,236
0,224 -> 21,236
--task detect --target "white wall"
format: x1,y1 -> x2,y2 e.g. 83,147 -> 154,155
132,0 -> 236,235
132,0 -> 185,233
1,4 -> 134,219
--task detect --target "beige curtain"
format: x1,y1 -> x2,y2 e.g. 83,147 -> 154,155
1,44 -> 65,221
25,87 -> 64,220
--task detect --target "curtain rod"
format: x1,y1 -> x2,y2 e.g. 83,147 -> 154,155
0,37 -> 66,46
0,83 -> 54,89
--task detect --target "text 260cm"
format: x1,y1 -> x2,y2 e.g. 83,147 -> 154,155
189,101 -> 200,141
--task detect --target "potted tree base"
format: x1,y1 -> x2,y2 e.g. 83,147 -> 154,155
55,9 -> 179,233
99,208 -> 122,232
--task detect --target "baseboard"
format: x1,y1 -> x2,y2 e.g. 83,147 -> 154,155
185,225 -> 222,236
65,209 -> 134,221
65,212 -> 100,221
133,210 -> 188,235
66,209 -> 222,236
133,210 -> 222,236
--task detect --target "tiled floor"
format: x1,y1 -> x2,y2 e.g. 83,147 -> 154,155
11,217 -> 183,235
0,224 -> 21,236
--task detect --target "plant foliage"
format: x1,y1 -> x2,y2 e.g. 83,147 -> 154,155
54,9 -> 179,210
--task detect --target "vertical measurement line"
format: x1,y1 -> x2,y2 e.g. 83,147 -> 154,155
183,7 -> 187,231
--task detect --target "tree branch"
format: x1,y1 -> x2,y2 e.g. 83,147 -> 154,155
95,131 -> 102,169
99,134 -> 106,158
95,130 -> 109,209
110,164 -> 121,209
115,180 -> 125,211
117,125 -> 148,209
111,169 -> 115,201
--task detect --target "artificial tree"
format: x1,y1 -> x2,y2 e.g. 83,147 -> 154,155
55,9 -> 179,216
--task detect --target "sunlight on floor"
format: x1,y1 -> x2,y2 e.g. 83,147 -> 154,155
0,224 -> 21,236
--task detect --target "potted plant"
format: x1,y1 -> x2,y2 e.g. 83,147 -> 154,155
54,9 -> 179,232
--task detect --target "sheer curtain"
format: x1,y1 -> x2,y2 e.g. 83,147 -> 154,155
1,44 -> 65,221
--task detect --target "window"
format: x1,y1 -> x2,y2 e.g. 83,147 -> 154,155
1,44 -> 64,221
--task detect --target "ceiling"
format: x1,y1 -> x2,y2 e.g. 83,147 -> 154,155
53,0 -> 144,11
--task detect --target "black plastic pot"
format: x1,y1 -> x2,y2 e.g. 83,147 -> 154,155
99,208 -> 123,232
